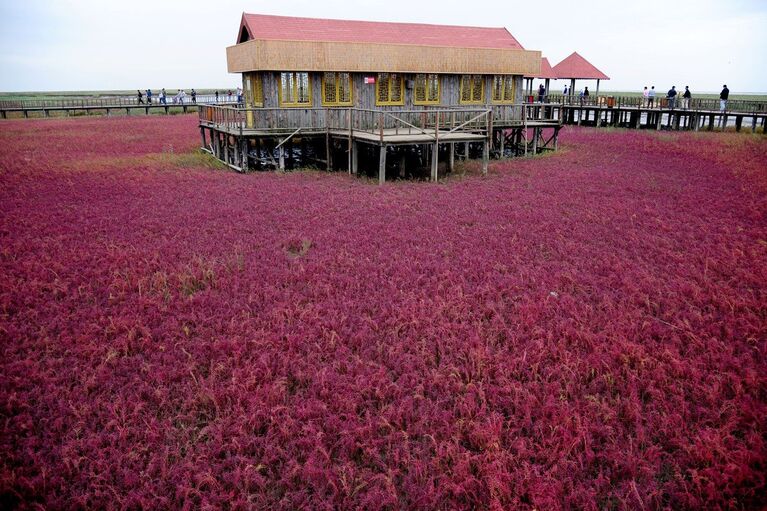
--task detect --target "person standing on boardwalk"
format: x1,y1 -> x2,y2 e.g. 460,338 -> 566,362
642,86 -> 649,107
191,89 -> 197,104
583,87 -> 590,98
146,89 -> 152,104
667,86 -> 677,109
160,88 -> 167,105
137,90 -> 144,104
648,86 -> 656,107
538,83 -> 546,103
215,90 -> 219,103
720,85 -> 729,111
682,86 -> 691,109
563,85 -> 569,95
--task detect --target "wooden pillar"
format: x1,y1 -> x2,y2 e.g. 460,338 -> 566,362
752,116 -> 758,133
279,139 -> 285,170
595,79 -> 600,98
430,142 -> 439,182
200,127 -> 206,149
325,131 -> 331,170
735,116 -> 743,132
570,78 -> 576,96
379,145 -> 387,184
241,139 -> 249,171
499,130 -> 505,158
532,127 -> 539,154
351,141 -> 358,174
464,141 -> 470,160
448,143 -> 455,172
481,141 -> 489,175
399,151 -> 407,178
213,131 -> 220,159
708,114 -> 715,131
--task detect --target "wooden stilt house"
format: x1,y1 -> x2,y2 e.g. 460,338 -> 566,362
199,14 -> 561,182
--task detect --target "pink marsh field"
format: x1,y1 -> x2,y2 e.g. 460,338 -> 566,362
1,115 -> 766,510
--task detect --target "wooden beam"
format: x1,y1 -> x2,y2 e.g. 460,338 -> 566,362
431,142 -> 439,182
351,141 -> 358,174
448,143 -> 455,172
379,145 -> 387,184
482,140 -> 489,175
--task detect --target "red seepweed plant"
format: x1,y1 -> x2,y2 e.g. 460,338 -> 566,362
1,115 -> 765,509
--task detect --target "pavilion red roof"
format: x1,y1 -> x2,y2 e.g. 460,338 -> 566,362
239,13 -> 525,50
525,57 -> 557,79
552,52 -> 609,80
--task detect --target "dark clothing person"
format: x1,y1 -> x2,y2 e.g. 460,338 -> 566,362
583,87 -> 589,97
667,86 -> 677,109
538,84 -> 545,102
191,89 -> 197,103
137,90 -> 144,104
215,91 -> 219,102
682,86 -> 691,109
146,89 -> 152,104
720,85 -> 729,111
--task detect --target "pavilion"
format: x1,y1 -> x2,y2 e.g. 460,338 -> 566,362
552,51 -> 609,96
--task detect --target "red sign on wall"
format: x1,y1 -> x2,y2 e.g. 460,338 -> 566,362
364,77 -> 376,84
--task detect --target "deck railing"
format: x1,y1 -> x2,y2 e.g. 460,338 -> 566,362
528,94 -> 767,113
198,105 -> 498,138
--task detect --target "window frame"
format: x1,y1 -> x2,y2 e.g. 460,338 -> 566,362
491,75 -> 515,104
459,74 -> 486,105
278,72 -> 312,107
244,72 -> 264,107
321,72 -> 353,107
413,73 -> 441,106
375,73 -> 405,106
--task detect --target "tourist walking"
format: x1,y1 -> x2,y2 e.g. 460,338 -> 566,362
538,83 -> 545,103
642,86 -> 649,107
563,85 -> 569,95
215,90 -> 219,102
137,90 -> 144,104
667,86 -> 677,109
160,88 -> 167,105
682,86 -> 691,109
648,86 -> 656,107
237,86 -> 243,105
191,88 -> 197,103
720,84 -> 729,111
146,89 -> 152,104
583,87 -> 590,98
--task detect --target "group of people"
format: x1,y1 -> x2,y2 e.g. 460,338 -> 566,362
136,88 -> 197,105
561,85 -> 591,98
211,87 -> 244,105
641,84 -> 730,111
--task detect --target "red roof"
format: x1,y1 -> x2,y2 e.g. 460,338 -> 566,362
552,52 -> 609,80
525,57 -> 557,79
239,13 -> 524,50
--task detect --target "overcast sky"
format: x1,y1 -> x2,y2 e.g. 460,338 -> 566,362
1,0 -> 765,94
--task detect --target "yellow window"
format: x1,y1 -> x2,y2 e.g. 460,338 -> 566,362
322,72 -> 353,106
244,73 -> 263,107
414,74 -> 440,105
492,75 -> 515,103
460,75 -> 485,104
279,72 -> 312,107
376,73 -> 404,106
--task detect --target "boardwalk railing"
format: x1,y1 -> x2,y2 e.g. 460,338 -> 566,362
198,105 -> 496,138
529,94 -> 767,113
0,97 -> 237,110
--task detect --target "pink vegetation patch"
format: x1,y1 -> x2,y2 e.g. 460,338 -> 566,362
1,115 -> 766,509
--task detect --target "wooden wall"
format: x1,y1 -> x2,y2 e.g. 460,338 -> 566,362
244,72 -> 525,113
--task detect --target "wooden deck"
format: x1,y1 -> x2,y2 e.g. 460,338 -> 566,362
197,104 -> 562,182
